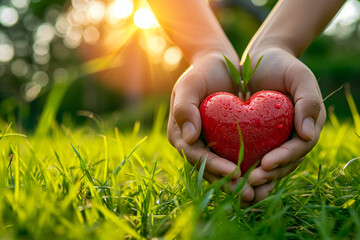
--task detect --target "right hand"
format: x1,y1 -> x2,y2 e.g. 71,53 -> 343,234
167,51 -> 255,202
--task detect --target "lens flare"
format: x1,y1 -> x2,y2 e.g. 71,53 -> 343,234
106,0 -> 134,24
133,8 -> 158,29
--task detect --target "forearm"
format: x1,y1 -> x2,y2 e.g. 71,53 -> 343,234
244,0 -> 345,58
147,0 -> 238,63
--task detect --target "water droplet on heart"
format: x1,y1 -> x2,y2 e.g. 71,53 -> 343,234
277,124 -> 283,129
275,104 -> 281,109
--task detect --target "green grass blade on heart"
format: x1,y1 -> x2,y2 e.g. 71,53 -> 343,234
252,55 -> 264,76
241,53 -> 252,87
236,122 -> 244,168
241,54 -> 264,96
224,55 -> 244,94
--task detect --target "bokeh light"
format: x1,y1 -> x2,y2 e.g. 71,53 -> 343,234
32,71 -> 49,87
11,59 -> 29,77
147,35 -> 166,56
251,0 -> 267,7
133,8 -> 158,29
0,43 -> 15,63
87,1 -> 105,24
53,68 -> 69,83
0,6 -> 19,27
106,0 -> 134,24
71,0 -> 89,10
35,23 -> 56,43
163,46 -> 182,69
83,26 -> 100,45
11,0 -> 30,13
24,82 -> 41,102
324,0 -> 360,39
64,26 -> 83,48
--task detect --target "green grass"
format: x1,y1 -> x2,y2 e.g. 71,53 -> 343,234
0,100 -> 360,239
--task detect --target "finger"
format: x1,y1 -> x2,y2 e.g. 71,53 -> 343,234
249,158 -> 303,186
252,181 -> 278,203
226,178 -> 255,202
167,116 -> 241,179
285,61 -> 324,141
260,136 -> 311,171
203,171 -> 255,202
203,171 -> 219,183
260,107 -> 325,171
184,140 -> 241,179
172,69 -> 207,144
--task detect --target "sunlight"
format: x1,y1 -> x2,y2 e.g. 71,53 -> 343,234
133,8 -> 158,29
106,0 -> 134,24
163,46 -> 182,70
49,0 -> 184,95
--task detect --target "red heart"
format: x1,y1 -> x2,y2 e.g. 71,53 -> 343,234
200,90 -> 294,174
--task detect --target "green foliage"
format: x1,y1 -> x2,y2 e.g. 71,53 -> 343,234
0,97 -> 360,239
224,54 -> 263,97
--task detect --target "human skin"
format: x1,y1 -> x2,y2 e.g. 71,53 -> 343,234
147,0 -> 255,202
147,0 -> 345,203
242,0 -> 345,202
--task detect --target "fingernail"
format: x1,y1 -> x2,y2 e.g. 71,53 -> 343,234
221,166 -> 240,179
182,122 -> 196,143
270,164 -> 279,170
256,178 -> 268,186
233,166 -> 241,179
302,117 -> 315,140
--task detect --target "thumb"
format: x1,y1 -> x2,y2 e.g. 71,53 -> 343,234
171,70 -> 207,144
286,62 -> 323,141
292,82 -> 323,141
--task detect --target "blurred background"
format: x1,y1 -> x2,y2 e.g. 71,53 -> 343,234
0,0 -> 359,132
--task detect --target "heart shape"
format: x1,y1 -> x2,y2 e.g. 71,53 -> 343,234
200,90 -> 294,174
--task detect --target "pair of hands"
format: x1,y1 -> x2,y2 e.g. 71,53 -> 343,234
167,47 -> 326,204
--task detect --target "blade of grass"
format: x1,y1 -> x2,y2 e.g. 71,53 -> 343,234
242,53 -> 252,85
70,143 -> 93,184
35,81 -> 71,137
103,136 -> 148,187
0,123 -> 12,141
345,83 -> 360,134
224,55 -> 244,93
236,123 -> 244,168
197,156 -> 207,197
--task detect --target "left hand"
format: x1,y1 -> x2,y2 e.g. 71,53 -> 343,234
243,47 -> 326,203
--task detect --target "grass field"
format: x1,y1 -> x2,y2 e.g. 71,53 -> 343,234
1,91 -> 360,240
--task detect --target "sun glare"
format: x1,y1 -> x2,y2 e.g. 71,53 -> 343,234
133,8 -> 158,29
106,0 -> 134,24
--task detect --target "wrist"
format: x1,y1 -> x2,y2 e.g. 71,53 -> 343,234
191,45 -> 239,66
244,36 -> 297,63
